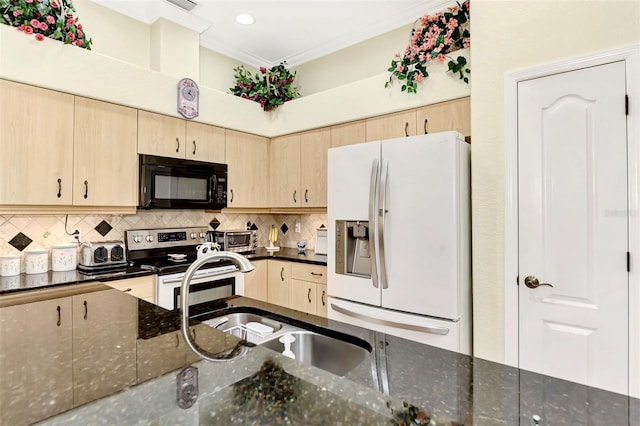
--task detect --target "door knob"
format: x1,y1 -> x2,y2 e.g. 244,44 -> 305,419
524,276 -> 553,289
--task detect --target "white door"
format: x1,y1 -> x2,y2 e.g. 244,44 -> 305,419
327,141 -> 381,306
381,133 -> 467,320
518,61 -> 628,394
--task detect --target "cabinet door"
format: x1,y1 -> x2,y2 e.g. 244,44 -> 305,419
244,259 -> 267,301
136,330 -> 186,383
138,110 -> 186,159
73,97 -> 138,206
291,262 -> 327,285
267,260 -> 290,307
225,130 -> 270,208
365,110 -> 417,141
300,128 -> 330,207
290,279 -> 317,315
416,97 -> 470,137
316,284 -> 328,317
330,120 -> 366,148
72,289 -> 137,406
0,80 -> 74,205
0,297 -> 73,425
270,134 -> 301,208
186,121 -> 225,163
103,275 -> 156,304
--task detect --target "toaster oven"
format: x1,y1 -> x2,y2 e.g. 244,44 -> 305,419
208,230 -> 257,253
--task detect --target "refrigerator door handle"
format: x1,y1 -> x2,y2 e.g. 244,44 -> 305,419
369,158 -> 380,289
330,303 -> 450,335
378,159 -> 389,289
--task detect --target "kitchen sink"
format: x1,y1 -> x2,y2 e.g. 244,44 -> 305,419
260,330 -> 370,376
201,308 -> 371,376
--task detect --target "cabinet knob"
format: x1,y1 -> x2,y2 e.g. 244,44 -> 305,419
57,178 -> 62,198
56,305 -> 61,326
192,140 -> 196,155
322,290 -> 326,306
404,122 -> 409,137
83,180 -> 88,199
293,190 -> 297,203
424,118 -> 429,134
280,267 -> 284,281
83,300 -> 88,320
307,288 -> 312,303
230,189 -> 234,203
176,137 -> 180,153
304,189 -> 308,203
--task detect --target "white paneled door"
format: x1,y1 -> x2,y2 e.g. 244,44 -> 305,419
517,62 -> 629,395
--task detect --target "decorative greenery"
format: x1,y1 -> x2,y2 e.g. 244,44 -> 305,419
386,0 -> 470,94
230,61 -> 300,112
0,0 -> 91,49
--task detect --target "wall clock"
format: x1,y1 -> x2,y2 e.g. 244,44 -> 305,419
177,78 -> 199,119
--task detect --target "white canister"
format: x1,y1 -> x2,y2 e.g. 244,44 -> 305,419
0,254 -> 21,277
24,249 -> 49,274
51,244 -> 78,272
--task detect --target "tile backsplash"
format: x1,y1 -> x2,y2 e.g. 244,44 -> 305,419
0,211 -> 327,272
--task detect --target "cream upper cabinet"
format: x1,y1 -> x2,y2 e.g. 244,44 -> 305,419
330,120 -> 366,148
185,121 -> 226,163
270,128 -> 330,208
225,129 -> 270,208
0,80 -> 74,205
244,259 -> 268,301
365,110 -> 417,141
300,128 -> 330,207
72,289 -> 137,407
138,110 -> 186,159
138,111 -> 225,163
270,133 -> 301,207
415,97 -> 470,137
73,97 -> 138,207
267,260 -> 291,307
0,297 -> 73,426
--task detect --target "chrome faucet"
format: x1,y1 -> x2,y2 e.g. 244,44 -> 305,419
180,251 -> 255,362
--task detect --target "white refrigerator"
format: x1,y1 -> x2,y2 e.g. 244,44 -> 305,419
327,131 -> 471,354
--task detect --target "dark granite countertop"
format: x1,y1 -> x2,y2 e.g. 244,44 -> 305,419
0,266 -> 156,295
246,247 -> 327,265
2,288 -> 637,425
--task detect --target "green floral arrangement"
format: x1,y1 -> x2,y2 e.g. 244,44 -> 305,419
386,0 -> 470,94
230,62 -> 300,112
0,0 -> 92,49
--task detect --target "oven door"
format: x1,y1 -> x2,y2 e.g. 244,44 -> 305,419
157,268 -> 244,311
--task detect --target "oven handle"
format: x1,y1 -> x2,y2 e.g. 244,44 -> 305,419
161,267 -> 238,284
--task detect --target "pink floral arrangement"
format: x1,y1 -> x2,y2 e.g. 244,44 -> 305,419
230,62 -> 300,112
0,0 -> 92,49
386,0 -> 470,93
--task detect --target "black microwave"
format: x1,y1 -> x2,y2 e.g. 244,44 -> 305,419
139,155 -> 227,210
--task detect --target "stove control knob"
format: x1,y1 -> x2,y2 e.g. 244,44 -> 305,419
134,236 -> 142,243
146,235 -> 154,242
199,232 -> 205,238
190,233 -> 197,239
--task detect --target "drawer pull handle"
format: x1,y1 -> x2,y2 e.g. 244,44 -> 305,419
83,300 -> 88,320
57,305 -> 61,326
310,272 -> 323,276
123,288 -> 132,292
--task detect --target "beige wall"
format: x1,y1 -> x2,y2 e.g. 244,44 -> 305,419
73,0 -> 150,68
200,48 -> 259,93
471,0 -> 640,362
293,24 -> 412,96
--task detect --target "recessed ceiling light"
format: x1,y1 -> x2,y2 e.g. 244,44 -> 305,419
235,14 -> 255,25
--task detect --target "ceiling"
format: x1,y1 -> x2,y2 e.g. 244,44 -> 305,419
91,0 -> 454,68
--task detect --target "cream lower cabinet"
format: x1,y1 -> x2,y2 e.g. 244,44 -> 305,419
0,80 -> 74,205
290,263 -> 328,317
138,111 -> 225,163
102,275 -> 156,304
270,128 -> 330,208
137,330 -> 185,383
225,130 -> 270,208
73,97 -> 138,206
72,289 -> 137,407
244,259 -> 268,301
0,297 -> 74,426
267,260 -> 291,306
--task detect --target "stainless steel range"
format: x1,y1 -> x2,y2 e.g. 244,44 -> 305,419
125,226 -> 244,310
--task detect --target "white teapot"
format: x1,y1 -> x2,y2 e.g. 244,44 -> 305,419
196,242 -> 220,258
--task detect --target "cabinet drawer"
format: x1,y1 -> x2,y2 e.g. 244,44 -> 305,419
104,275 -> 156,301
291,263 -> 326,284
